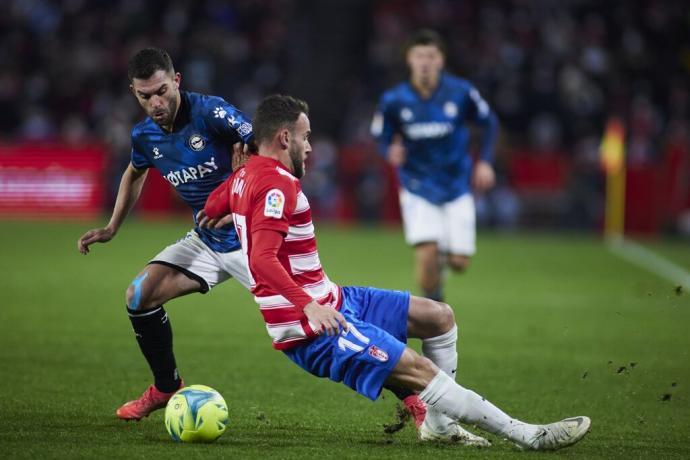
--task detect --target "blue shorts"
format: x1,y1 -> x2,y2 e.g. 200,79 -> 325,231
283,286 -> 410,400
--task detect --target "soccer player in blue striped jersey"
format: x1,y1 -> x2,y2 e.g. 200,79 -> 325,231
371,29 -> 499,303
77,48 -> 254,420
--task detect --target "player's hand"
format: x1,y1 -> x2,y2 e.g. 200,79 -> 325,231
472,160 -> 496,193
231,142 -> 253,171
303,301 -> 349,336
387,135 -> 406,167
196,209 -> 234,230
77,227 -> 115,254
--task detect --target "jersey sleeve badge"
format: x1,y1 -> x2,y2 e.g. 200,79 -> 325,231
264,188 -> 286,218
238,122 -> 253,137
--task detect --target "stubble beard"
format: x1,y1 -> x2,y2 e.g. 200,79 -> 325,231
153,95 -> 178,130
289,144 -> 305,179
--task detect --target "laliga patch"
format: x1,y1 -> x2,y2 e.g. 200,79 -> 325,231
368,345 -> 389,362
264,189 -> 285,218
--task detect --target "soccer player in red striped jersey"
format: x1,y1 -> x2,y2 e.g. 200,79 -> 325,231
201,95 -> 590,450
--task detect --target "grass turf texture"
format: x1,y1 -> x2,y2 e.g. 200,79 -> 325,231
1,220 -> 689,459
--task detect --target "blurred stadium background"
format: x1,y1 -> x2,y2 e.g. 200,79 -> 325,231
1,0 -> 689,233
2,1 -> 690,458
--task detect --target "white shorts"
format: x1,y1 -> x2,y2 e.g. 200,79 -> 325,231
150,230 -> 251,292
399,189 -> 476,256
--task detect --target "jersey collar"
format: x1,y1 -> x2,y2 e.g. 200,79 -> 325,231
409,72 -> 445,102
170,91 -> 191,132
250,155 -> 295,177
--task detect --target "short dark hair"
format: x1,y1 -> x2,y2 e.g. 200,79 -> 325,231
127,48 -> 174,81
404,28 -> 446,56
253,95 -> 309,144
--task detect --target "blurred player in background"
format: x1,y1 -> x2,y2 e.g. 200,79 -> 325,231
202,94 -> 589,450
371,29 -> 499,302
77,48 -> 254,420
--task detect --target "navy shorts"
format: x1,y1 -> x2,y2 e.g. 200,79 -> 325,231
283,286 -> 410,400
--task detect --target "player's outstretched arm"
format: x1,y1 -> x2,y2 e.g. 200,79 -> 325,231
77,163 -> 148,254
470,92 -> 498,192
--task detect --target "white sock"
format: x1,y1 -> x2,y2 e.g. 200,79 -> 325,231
419,371 -> 539,444
422,326 -> 459,431
422,325 -> 458,379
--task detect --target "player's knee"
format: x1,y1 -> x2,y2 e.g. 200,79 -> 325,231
410,297 -> 455,337
435,301 -> 455,330
391,349 -> 439,391
448,255 -> 471,272
125,271 -> 154,310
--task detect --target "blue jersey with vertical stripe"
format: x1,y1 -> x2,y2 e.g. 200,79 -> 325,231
130,91 -> 253,252
372,73 -> 497,204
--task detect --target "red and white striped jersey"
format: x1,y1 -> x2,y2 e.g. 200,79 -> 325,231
224,155 -> 341,349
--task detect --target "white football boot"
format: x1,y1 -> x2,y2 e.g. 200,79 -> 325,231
419,413 -> 492,447
517,416 -> 591,451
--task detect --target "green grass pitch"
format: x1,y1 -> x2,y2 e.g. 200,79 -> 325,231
1,220 -> 688,459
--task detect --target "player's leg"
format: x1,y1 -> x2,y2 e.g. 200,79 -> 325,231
341,287 -> 481,443
126,262 -> 203,310
405,295 -> 488,442
447,253 -> 471,272
386,349 -> 591,451
388,252 -> 449,426
407,295 -> 457,383
399,188 -> 445,301
444,192 -> 476,273
402,193 -> 473,426
125,263 -> 201,387
118,231 -> 231,420
414,243 -> 444,301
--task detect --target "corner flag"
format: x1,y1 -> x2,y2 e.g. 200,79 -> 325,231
600,118 -> 626,239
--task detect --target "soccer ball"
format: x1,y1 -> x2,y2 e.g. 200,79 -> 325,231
164,384 -> 229,443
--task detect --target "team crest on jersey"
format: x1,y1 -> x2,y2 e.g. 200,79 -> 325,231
368,345 -> 389,362
238,122 -> 252,137
400,107 -> 414,122
264,188 -> 285,218
152,147 -> 163,159
188,134 -> 206,151
444,101 -> 458,118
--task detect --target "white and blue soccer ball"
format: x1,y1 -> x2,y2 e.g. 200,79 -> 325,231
164,384 -> 229,443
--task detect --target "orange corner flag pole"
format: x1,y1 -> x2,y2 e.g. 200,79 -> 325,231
600,118 -> 626,240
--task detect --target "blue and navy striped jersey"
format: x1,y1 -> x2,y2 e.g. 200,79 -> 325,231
131,91 -> 253,252
372,73 -> 498,204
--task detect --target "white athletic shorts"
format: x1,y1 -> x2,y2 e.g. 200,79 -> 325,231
150,230 -> 251,292
399,189 -> 476,256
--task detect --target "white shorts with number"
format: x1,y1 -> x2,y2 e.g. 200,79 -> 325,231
399,189 -> 476,256
150,230 -> 251,292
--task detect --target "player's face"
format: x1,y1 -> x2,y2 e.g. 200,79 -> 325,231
130,70 -> 181,129
288,113 -> 311,179
407,44 -> 444,86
